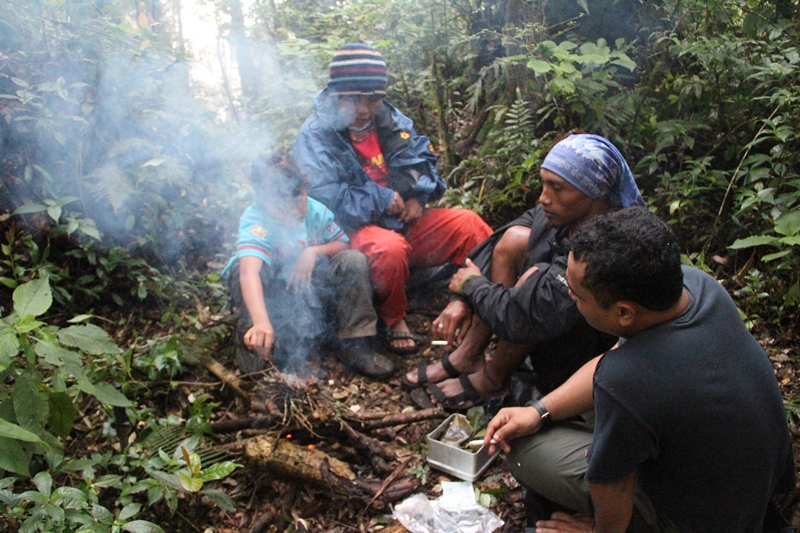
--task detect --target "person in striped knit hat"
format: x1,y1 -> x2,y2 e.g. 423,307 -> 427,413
294,43 -> 492,369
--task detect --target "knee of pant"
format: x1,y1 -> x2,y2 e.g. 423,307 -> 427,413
334,249 -> 370,274
459,211 -> 493,240
507,434 -> 570,491
370,234 -> 410,265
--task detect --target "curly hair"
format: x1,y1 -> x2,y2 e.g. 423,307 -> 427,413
250,153 -> 308,209
570,207 -> 683,311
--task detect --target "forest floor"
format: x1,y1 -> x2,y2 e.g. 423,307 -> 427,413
113,286 -> 800,533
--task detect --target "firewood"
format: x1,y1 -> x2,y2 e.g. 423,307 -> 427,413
210,415 -> 277,434
244,435 -> 418,505
348,407 -> 446,429
201,355 -> 251,405
246,434 -> 357,482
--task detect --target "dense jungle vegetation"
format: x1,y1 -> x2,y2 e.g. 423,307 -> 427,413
1,0 -> 799,530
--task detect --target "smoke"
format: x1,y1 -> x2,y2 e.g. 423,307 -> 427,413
1,0 -> 325,269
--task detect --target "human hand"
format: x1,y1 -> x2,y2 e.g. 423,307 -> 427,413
286,248 -> 317,293
398,197 -> 423,224
534,512 -> 594,533
386,191 -> 405,216
433,300 -> 473,346
449,258 -> 482,294
485,406 -> 543,454
243,322 -> 274,360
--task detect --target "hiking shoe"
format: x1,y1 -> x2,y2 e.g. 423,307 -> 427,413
235,345 -> 267,375
339,337 -> 395,379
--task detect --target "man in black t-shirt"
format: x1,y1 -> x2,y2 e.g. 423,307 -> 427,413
485,207 -> 795,533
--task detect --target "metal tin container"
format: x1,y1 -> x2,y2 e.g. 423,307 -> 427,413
426,413 -> 499,482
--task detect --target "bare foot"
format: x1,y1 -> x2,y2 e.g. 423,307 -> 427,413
404,350 -> 484,386
389,320 -> 416,351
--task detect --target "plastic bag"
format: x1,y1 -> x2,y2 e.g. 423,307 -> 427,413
392,482 -> 504,533
440,414 -> 472,445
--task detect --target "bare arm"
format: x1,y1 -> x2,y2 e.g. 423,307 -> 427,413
286,240 -> 349,292
590,474 -> 636,533
486,354 -> 600,453
239,256 -> 274,361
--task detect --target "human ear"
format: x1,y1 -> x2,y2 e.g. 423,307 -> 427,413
617,302 -> 636,328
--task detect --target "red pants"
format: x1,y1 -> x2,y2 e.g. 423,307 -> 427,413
348,208 -> 492,326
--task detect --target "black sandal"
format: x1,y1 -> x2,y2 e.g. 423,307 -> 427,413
426,373 -> 484,412
400,353 -> 460,390
385,330 -> 424,355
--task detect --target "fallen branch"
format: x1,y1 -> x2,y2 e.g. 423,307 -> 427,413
210,415 -> 277,434
348,407 -> 446,430
245,435 -> 417,505
202,355 -> 251,405
339,419 -> 393,474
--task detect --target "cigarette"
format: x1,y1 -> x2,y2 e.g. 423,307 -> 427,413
467,439 -> 496,447
431,340 -> 448,346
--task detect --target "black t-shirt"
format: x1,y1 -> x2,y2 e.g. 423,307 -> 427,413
586,267 -> 794,533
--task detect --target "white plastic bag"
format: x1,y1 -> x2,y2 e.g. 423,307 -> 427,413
392,482 -> 504,533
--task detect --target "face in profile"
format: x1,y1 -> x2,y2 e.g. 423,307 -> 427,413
337,94 -> 383,130
538,169 -> 604,229
566,252 -> 623,337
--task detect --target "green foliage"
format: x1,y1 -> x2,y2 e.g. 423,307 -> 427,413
132,336 -> 184,381
0,427 -> 240,531
0,278 -> 130,478
523,38 -> 636,133
636,15 -> 800,326
0,471 -> 164,533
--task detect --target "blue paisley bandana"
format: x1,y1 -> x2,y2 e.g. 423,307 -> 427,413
541,134 -> 644,208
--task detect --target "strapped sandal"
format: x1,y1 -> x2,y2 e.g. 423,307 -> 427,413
400,353 -> 461,390
385,330 -> 424,355
425,373 -> 484,412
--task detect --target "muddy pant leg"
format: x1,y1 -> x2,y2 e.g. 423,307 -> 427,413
327,250 -> 378,339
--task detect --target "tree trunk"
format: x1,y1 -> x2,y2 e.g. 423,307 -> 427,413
226,0 -> 260,107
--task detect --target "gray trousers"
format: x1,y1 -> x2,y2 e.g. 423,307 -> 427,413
507,415 -> 679,533
229,250 -> 378,373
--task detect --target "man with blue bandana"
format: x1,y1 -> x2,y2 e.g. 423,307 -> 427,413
405,134 -> 644,410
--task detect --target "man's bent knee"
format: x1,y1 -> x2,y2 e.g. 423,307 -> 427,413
507,426 -> 593,516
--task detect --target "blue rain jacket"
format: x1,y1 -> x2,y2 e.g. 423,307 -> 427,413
294,88 -> 446,233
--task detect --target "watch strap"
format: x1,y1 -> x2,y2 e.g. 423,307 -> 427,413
526,398 -> 553,428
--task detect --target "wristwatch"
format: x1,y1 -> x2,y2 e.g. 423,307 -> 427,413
526,398 -> 553,428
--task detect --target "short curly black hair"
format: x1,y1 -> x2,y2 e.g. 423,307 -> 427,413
570,207 -> 683,311
250,153 -> 308,209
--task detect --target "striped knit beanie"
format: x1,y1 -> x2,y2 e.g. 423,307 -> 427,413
328,43 -> 387,96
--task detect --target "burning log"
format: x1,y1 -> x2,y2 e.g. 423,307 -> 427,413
244,435 -> 419,504
246,435 -> 360,487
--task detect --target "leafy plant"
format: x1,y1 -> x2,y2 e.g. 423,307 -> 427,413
0,472 -> 164,533
0,278 -> 131,477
